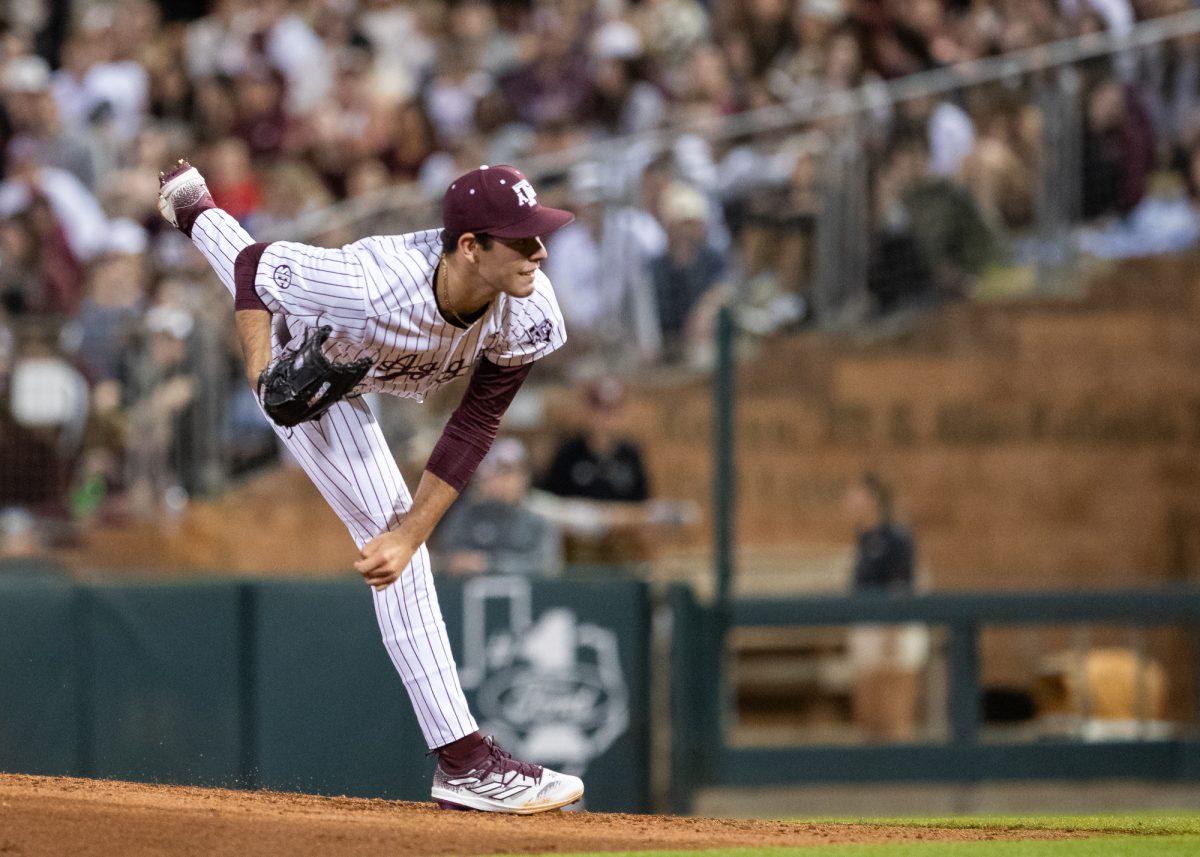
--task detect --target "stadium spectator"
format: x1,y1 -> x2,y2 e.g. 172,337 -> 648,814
0,215 -> 42,314
249,159 -> 335,235
541,379 -> 650,506
843,471 -> 927,743
736,145 -> 822,323
72,237 -> 146,383
206,137 -> 263,222
121,304 -> 196,518
847,472 -> 914,593
2,323 -> 85,518
957,90 -> 1038,233
54,3 -> 151,148
580,52 -> 665,137
869,131 -> 1000,311
772,15 -> 882,110
1081,76 -> 1157,219
229,66 -> 290,158
0,157 -> 109,264
434,438 -> 562,578
0,194 -> 84,317
1076,169 -> 1200,257
385,99 -> 440,180
537,378 -> 659,565
307,54 -> 395,194
646,181 -> 731,364
899,93 -> 976,179
1142,28 -> 1200,149
5,54 -> 97,189
544,162 -> 666,353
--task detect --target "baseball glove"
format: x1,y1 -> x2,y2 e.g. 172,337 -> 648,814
257,325 -> 373,427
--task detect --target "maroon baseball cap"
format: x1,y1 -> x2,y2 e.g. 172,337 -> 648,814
442,165 -> 574,240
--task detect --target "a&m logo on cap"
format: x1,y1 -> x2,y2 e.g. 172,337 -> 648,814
511,179 -> 537,207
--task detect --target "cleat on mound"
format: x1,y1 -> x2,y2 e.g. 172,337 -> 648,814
431,737 -> 583,815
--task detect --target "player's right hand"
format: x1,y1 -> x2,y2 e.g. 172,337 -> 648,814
355,530 -> 418,590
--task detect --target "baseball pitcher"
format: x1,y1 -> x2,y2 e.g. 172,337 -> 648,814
158,159 -> 582,814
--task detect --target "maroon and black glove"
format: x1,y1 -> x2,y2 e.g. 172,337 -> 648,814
257,325 -> 372,427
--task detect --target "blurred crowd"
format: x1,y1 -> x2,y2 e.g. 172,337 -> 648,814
433,377 -> 695,578
4,0 -> 1200,558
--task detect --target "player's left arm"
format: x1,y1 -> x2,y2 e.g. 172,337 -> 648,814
354,358 -> 534,589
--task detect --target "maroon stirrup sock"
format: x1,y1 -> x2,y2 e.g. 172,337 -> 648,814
436,731 -> 489,775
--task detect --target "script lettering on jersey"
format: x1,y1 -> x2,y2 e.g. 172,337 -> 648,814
376,353 -> 472,383
436,358 -> 469,384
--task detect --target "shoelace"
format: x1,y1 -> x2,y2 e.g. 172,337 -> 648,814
477,738 -> 543,782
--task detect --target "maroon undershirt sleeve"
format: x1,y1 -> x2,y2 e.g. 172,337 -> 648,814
234,242 -> 270,311
425,358 -> 534,492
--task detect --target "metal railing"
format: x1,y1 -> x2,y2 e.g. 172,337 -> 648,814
670,586 -> 1200,812
278,9 -> 1200,244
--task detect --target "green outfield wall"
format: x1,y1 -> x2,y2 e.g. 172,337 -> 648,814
8,574 -> 1199,814
0,575 -> 651,813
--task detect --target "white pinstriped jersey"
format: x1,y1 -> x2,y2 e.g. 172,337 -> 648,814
191,209 -> 486,749
251,228 -> 567,402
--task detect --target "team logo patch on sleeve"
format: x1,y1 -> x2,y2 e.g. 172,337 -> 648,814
273,265 -> 292,289
522,320 -> 553,346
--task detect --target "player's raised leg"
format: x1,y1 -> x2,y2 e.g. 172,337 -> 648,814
158,160 -> 247,297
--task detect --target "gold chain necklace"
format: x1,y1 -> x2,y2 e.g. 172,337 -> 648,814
437,253 -> 470,327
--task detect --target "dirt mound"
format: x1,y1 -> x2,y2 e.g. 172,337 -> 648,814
0,774 -> 1080,856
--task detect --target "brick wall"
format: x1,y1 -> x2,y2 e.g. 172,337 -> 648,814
624,254 -> 1200,589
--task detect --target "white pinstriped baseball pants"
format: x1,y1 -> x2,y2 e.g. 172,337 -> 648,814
191,209 -> 478,749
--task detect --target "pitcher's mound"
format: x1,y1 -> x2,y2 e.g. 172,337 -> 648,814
0,774 -> 1078,855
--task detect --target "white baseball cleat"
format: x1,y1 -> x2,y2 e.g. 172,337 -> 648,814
432,738 -> 584,814
157,158 -> 215,236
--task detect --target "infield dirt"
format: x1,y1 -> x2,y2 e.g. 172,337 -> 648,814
0,773 -> 1083,855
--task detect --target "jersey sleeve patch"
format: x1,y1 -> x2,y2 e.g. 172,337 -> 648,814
255,242 -> 370,342
484,272 -> 568,366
